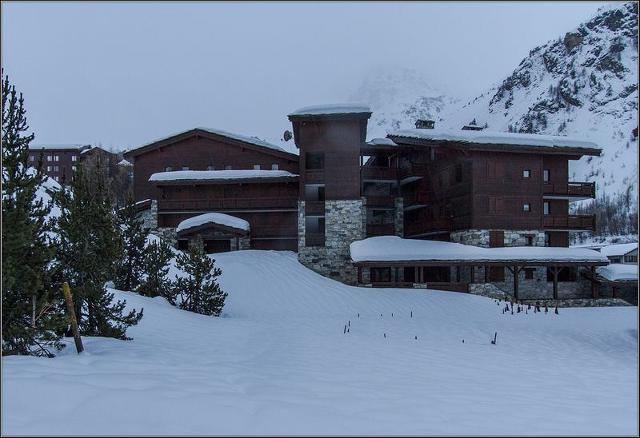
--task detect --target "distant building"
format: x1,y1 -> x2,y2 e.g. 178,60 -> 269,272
414,119 -> 435,129
599,242 -> 638,264
28,144 -> 90,183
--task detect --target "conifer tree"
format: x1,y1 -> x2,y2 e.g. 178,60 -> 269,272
138,238 -> 174,300
1,72 -> 64,356
114,195 -> 147,291
56,162 -> 142,340
173,238 -> 227,316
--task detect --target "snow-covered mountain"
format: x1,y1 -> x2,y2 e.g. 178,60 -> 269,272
350,68 -> 460,140
442,2 -> 638,199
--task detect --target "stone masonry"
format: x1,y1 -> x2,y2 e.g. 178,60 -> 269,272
450,229 -> 546,248
298,199 -> 365,285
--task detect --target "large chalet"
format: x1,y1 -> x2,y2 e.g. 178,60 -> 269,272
122,105 -> 617,302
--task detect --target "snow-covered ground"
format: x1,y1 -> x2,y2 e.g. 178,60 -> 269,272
2,250 -> 638,435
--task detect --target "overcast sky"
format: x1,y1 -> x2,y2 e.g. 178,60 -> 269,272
2,1 -> 610,151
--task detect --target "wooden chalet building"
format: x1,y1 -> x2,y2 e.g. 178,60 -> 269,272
28,144 -> 91,183
123,105 -> 620,302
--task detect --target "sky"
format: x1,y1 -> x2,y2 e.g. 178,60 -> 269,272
2,1 -> 610,151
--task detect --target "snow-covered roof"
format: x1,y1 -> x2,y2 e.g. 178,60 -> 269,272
288,104 -> 371,117
387,129 -> 600,152
176,212 -> 250,234
118,158 -> 133,166
149,169 -> 298,183
599,242 -> 638,257
350,236 -> 609,264
367,137 -> 398,146
596,264 -> 638,282
29,144 -> 89,151
126,127 -> 296,157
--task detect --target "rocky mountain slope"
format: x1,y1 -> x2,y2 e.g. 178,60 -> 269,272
442,2 -> 638,200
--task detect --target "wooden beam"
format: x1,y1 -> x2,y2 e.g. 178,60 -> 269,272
357,266 -> 362,284
590,266 -> 598,299
551,265 -> 559,300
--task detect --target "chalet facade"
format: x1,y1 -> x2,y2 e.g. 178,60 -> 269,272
28,144 -> 91,183
123,105 -> 620,302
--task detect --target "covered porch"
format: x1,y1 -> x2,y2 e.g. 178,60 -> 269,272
176,212 -> 251,254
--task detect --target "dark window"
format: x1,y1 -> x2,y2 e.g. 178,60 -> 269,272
523,169 -> 531,178
625,255 -> 638,263
403,267 -> 416,283
455,164 -> 463,183
489,267 -> 505,282
177,239 -> 189,250
306,152 -> 324,170
524,268 -> 535,280
543,169 -> 550,182
368,209 -> 394,225
547,267 -> 577,282
371,267 -> 391,283
525,235 -> 534,246
423,266 -> 451,282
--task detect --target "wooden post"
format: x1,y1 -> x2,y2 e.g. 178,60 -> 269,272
484,265 -> 489,283
394,267 -> 399,284
551,266 -> 559,300
62,282 -> 84,354
357,266 -> 362,284
512,266 -> 519,301
470,266 -> 475,283
590,266 -> 598,299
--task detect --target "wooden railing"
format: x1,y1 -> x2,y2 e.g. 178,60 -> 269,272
361,166 -> 397,181
543,214 -> 596,231
158,197 -> 297,211
366,223 -> 395,236
543,181 -> 595,198
398,163 -> 429,181
364,195 -> 396,208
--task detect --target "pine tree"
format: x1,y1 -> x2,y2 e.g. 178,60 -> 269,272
173,239 -> 227,316
56,163 -> 142,340
138,238 -> 174,300
114,195 -> 147,291
1,72 -> 65,356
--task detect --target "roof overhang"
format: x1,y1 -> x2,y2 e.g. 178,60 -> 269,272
152,176 -> 299,186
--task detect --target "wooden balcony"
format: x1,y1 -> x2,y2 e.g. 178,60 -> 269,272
365,195 -> 396,208
402,191 -> 429,208
158,197 -> 297,211
543,181 -> 595,199
543,214 -> 596,231
404,218 -> 452,236
305,200 -> 325,215
305,233 -> 325,246
361,166 -> 397,181
366,223 -> 395,236
398,163 -> 429,182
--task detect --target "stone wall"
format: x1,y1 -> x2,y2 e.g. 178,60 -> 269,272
450,229 -> 546,248
138,199 -> 158,231
156,227 -> 177,246
298,199 -> 365,285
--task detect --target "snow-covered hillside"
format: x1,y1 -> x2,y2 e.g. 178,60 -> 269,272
351,68 -> 460,140
443,2 -> 638,199
3,250 -> 637,435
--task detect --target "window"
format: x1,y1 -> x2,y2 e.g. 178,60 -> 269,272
548,267 -> 577,282
177,240 -> 189,250
271,164 -> 279,170
305,184 -> 325,202
47,155 -> 52,162
53,176 -> 59,182
182,166 -> 189,171
46,166 -> 52,172
53,165 -> 59,172
305,152 -> 324,170
455,164 -> 463,183
253,164 -> 261,170
543,201 -> 550,215
524,268 -> 535,280
370,267 -> 392,283
543,169 -> 550,182
523,203 -> 531,212
72,165 -> 77,172
624,255 -> 638,263
54,155 -> 60,162
525,235 -> 534,246
225,165 -> 232,170
430,148 -> 436,161
165,166 -> 173,172
523,169 -> 531,178
29,155 -> 35,161
72,155 -> 78,162
367,209 -> 394,225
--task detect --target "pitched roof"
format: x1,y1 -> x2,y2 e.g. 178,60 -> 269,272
176,212 -> 250,235
124,128 -> 299,160
388,129 -> 601,156
600,242 -> 638,257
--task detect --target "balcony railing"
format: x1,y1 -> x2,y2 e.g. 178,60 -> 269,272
305,200 -> 325,215
364,195 -> 396,208
361,166 -> 397,181
398,163 -> 429,181
305,233 -> 325,246
543,214 -> 596,231
544,181 -> 595,198
402,191 -> 429,207
158,197 -> 297,211
366,223 -> 395,236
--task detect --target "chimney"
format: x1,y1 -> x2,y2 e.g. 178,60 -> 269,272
415,119 -> 435,129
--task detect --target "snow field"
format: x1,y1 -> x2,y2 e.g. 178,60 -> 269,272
2,250 -> 637,435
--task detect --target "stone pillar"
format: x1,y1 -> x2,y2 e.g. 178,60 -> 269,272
394,197 -> 404,236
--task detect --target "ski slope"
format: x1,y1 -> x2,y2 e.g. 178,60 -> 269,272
2,250 -> 638,435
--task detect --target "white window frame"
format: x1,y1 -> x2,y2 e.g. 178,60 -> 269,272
271,164 -> 279,170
